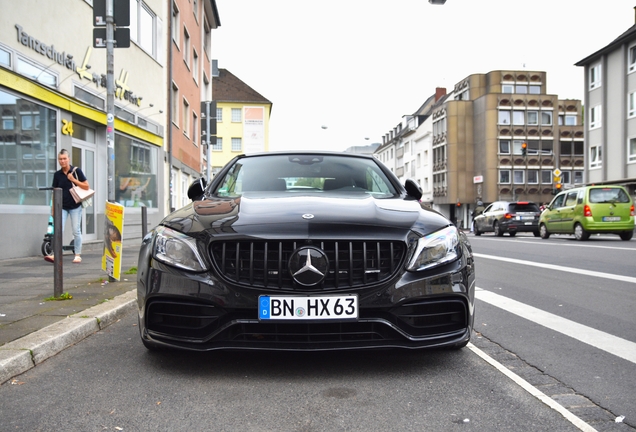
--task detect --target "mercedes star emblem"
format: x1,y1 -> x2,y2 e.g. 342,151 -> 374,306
289,246 -> 329,286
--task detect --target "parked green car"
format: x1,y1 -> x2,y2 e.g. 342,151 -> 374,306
539,185 -> 635,241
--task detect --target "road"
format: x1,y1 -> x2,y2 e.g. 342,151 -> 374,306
0,232 -> 634,431
471,231 -> 636,429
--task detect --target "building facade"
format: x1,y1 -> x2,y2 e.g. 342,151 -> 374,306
210,67 -> 272,172
575,22 -> 636,194
168,0 -> 219,212
0,0 -> 171,259
378,71 -> 584,228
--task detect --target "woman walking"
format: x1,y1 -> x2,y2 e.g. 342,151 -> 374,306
45,149 -> 90,264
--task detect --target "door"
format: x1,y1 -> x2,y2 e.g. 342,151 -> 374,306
72,141 -> 96,241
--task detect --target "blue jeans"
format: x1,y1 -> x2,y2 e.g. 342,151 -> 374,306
61,206 -> 82,255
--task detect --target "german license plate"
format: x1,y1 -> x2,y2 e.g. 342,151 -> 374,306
258,295 -> 358,320
603,216 -> 621,222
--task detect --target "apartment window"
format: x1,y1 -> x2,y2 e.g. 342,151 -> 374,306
513,170 -> 524,184
527,111 -> 538,125
630,45 -> 636,73
130,0 -> 160,60
231,137 -> 242,151
512,140 -> 526,155
560,141 -> 572,155
629,137 -> 636,162
589,144 -> 602,168
515,85 -> 528,94
541,140 -> 553,155
216,107 -> 223,122
529,85 -> 541,94
171,83 -> 179,125
498,110 -> 511,125
573,171 -> 583,184
192,112 -> 198,146
629,92 -> 636,118
182,98 -> 189,136
171,2 -> 179,44
527,170 -> 538,184
574,142 -> 584,156
183,27 -> 190,68
540,111 -> 553,126
589,64 -> 601,90
562,171 -> 571,184
499,140 -> 510,154
589,105 -> 601,129
526,140 -> 539,155
565,115 -> 577,125
213,136 -> 222,151
502,84 -> 514,93
193,50 -> 199,83
541,170 -> 552,184
513,110 -> 525,125
499,170 -> 510,184
203,20 -> 211,57
231,108 -> 242,123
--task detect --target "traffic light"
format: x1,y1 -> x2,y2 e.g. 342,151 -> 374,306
552,182 -> 562,195
521,142 -> 527,156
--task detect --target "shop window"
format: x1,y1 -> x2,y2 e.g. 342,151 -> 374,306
0,89 -> 57,206
115,135 -> 158,208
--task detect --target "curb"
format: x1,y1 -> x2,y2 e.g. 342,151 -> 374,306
0,290 -> 137,385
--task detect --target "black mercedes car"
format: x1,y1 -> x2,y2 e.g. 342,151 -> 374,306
137,152 -> 475,351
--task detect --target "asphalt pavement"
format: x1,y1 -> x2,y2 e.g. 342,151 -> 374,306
0,237 -> 141,384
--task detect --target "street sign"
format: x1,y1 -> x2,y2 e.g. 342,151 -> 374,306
553,168 -> 562,177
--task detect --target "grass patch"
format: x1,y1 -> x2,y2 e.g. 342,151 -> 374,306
44,292 -> 73,301
124,266 -> 137,275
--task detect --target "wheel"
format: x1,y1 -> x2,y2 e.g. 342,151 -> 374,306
539,224 -> 550,239
533,230 -> 540,237
474,224 -> 481,236
509,231 -> 516,237
574,223 -> 590,241
494,222 -> 504,237
620,231 -> 634,241
41,240 -> 53,256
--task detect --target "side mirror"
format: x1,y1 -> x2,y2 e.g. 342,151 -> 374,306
404,179 -> 423,200
187,178 -> 207,201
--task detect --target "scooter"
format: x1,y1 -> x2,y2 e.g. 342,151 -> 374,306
41,215 -> 75,257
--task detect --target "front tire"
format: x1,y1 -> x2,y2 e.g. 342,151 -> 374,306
474,224 -> 481,236
509,231 -> 516,237
494,222 -> 504,237
574,223 -> 590,241
41,240 -> 52,256
539,224 -> 550,239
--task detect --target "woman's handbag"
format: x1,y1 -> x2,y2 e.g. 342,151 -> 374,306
69,168 -> 95,205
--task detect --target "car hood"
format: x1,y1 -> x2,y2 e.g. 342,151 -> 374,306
160,193 -> 451,238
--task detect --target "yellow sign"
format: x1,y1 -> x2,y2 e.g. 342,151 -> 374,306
102,201 -> 124,280
553,168 -> 562,177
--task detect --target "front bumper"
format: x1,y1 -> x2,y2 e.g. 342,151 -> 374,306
137,257 -> 475,351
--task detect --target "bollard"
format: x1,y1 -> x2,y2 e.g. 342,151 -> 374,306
53,188 -> 63,297
141,206 -> 147,238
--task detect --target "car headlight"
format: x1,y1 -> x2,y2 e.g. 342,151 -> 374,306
153,226 -> 208,272
407,226 -> 460,271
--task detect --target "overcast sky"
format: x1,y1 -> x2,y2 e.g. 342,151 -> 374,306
211,0 -> 635,152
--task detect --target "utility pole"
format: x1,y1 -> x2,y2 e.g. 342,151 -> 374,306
106,0 -> 115,202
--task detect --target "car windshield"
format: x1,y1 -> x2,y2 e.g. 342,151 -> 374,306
212,154 -> 398,199
589,188 -> 630,204
509,203 -> 539,213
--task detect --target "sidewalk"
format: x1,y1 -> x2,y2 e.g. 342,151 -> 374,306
0,238 -> 141,384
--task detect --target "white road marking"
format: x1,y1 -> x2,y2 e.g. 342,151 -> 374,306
473,253 -> 636,283
475,288 -> 636,364
468,343 -> 597,432
473,236 -> 635,251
